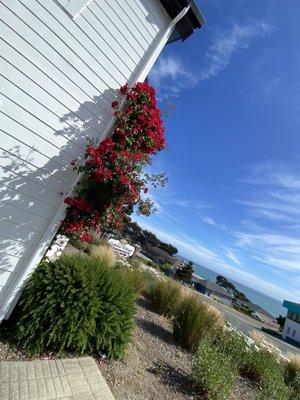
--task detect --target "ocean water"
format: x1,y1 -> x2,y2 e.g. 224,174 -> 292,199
193,263 -> 286,318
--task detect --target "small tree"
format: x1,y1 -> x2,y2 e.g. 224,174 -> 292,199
175,261 -> 194,283
276,315 -> 286,331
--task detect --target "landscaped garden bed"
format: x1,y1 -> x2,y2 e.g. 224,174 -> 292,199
0,252 -> 299,399
98,297 -> 259,400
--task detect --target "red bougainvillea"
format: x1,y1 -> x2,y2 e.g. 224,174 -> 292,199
62,82 -> 166,242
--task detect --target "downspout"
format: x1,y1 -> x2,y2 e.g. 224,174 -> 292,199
171,6 -> 191,26
129,5 -> 191,84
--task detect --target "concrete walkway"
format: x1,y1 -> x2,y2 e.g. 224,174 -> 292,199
0,357 -> 115,400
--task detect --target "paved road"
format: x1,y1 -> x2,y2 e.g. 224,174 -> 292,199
196,292 -> 300,356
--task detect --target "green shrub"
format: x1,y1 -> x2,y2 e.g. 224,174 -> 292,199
242,348 -> 290,399
192,340 -> 238,400
172,293 -> 225,352
216,329 -> 249,368
148,278 -> 182,317
5,254 -> 135,359
216,329 -> 290,399
289,372 -> 300,400
257,380 -> 291,400
242,348 -> 281,380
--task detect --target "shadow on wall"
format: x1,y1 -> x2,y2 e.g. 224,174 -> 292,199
0,88 -> 119,305
0,0 -> 166,313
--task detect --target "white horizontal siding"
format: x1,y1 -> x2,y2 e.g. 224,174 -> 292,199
0,0 -> 171,320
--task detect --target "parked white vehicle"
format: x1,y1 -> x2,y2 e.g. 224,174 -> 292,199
251,312 -> 265,322
108,239 -> 135,259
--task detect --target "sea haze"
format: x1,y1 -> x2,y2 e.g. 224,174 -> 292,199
192,263 -> 286,318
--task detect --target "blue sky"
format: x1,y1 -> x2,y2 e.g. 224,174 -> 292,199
134,0 -> 300,303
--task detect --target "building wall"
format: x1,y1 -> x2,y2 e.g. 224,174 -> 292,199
0,0 -> 171,320
282,317 -> 300,344
193,282 -> 207,295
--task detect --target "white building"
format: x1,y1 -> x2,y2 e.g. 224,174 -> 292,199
282,300 -> 300,345
0,0 -> 204,321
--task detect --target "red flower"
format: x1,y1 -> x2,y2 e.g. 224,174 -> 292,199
86,145 -> 97,157
119,175 -> 128,185
133,152 -> 143,161
64,196 -> 73,206
79,233 -> 92,243
63,81 -> 166,239
99,138 -> 113,154
103,169 -> 113,180
120,83 -> 128,94
122,150 -> 130,159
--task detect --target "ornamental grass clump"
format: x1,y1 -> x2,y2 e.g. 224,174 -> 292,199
89,243 -> 116,267
148,278 -> 182,317
172,293 -> 225,352
250,330 -> 268,346
4,254 -> 135,359
121,265 -> 155,296
286,353 -> 300,380
192,340 -> 238,400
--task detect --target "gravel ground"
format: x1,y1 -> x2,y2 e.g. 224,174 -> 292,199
97,297 -> 259,400
0,296 -> 259,399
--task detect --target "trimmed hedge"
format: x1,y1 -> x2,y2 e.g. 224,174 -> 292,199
5,254 -> 135,359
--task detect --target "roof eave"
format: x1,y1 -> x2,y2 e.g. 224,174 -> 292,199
159,0 -> 205,42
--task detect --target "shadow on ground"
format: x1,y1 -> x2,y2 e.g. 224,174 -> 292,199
148,361 -> 203,399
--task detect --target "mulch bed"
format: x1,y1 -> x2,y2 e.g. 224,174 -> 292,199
97,297 -> 259,400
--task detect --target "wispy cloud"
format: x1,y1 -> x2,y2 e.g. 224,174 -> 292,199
234,161 -> 300,276
199,22 -> 274,81
224,248 -> 242,265
201,216 -> 218,226
150,21 -> 274,97
172,199 -> 191,207
197,201 -> 211,209
201,216 -> 226,230
149,56 -> 197,98
243,162 -> 300,189
146,184 -> 209,214
236,231 -> 300,272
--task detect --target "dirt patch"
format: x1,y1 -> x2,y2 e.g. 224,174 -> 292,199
97,297 -> 258,400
